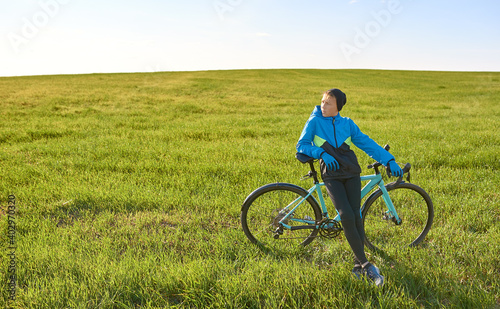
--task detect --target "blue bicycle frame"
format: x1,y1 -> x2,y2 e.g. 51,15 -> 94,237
277,173 -> 401,230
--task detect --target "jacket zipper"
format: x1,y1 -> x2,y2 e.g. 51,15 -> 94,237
332,118 -> 338,148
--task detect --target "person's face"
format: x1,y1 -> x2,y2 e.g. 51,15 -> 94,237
321,94 -> 338,117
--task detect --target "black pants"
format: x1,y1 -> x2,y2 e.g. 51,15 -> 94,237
324,176 -> 367,265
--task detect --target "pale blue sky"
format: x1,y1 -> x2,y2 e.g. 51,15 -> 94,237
1,0 -> 499,76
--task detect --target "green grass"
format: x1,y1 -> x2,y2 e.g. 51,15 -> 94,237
0,69 -> 499,308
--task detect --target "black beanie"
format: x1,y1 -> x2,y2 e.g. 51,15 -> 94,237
327,88 -> 347,112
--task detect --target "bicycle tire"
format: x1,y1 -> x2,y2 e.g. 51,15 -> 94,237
362,182 -> 434,251
241,183 -> 322,248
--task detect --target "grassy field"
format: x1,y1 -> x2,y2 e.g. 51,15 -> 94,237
0,69 -> 499,308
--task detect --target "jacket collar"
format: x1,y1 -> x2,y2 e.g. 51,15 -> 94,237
312,105 -> 341,120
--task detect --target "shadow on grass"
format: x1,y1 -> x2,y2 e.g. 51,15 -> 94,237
371,245 -> 491,308
46,195 -> 168,228
252,241 -> 481,307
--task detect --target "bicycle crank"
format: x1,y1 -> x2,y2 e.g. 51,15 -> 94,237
318,219 -> 343,239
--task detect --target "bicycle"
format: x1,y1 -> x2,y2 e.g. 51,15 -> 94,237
240,145 -> 434,252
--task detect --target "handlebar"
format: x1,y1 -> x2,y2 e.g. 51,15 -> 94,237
296,144 -> 411,182
367,145 -> 411,181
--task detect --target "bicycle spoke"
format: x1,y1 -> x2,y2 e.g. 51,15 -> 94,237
241,184 -> 322,248
363,183 -> 433,251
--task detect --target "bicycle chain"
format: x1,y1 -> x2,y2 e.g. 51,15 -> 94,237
318,218 -> 343,239
273,218 -> 343,240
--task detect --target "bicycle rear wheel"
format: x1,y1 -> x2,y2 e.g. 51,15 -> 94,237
241,183 -> 322,248
362,182 -> 434,251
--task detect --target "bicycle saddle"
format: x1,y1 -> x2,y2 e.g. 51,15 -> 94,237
296,152 -> 315,164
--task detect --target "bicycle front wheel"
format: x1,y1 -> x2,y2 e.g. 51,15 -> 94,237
362,182 -> 434,251
241,183 -> 322,248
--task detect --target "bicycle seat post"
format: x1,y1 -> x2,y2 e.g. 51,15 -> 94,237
308,161 -> 320,184
296,152 -> 320,184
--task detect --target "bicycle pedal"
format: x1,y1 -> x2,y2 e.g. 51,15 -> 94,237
274,227 -> 283,235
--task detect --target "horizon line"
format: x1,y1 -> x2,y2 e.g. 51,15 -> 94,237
2,67 -> 500,78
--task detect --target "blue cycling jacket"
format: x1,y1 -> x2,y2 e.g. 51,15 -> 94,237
296,106 -> 395,179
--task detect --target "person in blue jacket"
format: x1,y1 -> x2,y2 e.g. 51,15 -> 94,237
296,88 -> 403,287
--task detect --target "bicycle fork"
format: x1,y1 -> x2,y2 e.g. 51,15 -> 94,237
379,185 -> 402,225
